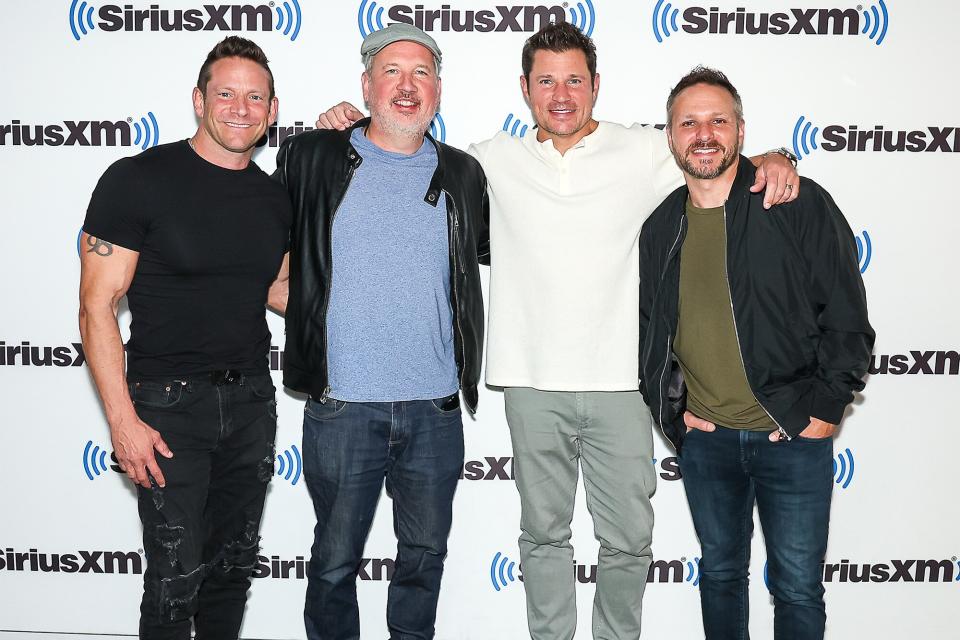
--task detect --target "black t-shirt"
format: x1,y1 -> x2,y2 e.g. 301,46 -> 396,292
83,140 -> 291,378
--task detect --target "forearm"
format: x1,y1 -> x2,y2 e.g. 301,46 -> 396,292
266,289 -> 287,316
79,302 -> 136,428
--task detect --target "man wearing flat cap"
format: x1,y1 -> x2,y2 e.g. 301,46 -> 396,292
270,23 -> 489,640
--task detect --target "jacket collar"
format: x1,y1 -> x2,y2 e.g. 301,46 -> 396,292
346,117 -> 445,208
729,154 -> 759,203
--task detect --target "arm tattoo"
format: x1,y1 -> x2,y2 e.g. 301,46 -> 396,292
86,236 -> 114,257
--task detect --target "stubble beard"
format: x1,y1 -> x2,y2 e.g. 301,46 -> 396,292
677,139 -> 740,180
370,92 -> 436,140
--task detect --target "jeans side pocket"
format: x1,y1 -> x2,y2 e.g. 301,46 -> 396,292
130,380 -> 185,409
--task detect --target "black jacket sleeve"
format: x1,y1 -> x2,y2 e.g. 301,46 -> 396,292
799,180 -> 875,424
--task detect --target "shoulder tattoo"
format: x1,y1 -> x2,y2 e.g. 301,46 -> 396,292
86,235 -> 114,257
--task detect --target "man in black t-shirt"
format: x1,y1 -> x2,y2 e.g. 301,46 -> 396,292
79,37 -> 291,640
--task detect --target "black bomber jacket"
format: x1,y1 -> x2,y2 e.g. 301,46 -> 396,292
273,120 -> 490,412
638,156 -> 875,451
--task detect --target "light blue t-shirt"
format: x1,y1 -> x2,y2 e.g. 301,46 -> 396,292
325,129 -> 459,402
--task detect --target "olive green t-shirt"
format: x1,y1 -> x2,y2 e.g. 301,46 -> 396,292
673,199 -> 773,431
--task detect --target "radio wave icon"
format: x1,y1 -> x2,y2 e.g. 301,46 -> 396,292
131,112 -> 160,151
69,0 -> 97,41
358,0 -> 386,37
955,559 -> 959,582
685,556 -> 701,586
502,113 -> 529,138
490,551 -> 518,591
568,0 -> 596,37
276,444 -> 302,486
429,113 -> 446,143
82,440 -> 109,481
861,0 -> 889,46
791,115 -> 819,161
855,230 -> 872,273
833,448 -> 855,489
274,0 -> 302,42
652,0 -> 681,43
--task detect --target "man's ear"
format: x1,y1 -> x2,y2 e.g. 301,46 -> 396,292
192,87 -> 204,119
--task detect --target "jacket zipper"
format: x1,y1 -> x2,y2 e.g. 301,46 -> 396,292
443,189 -> 470,411
656,219 -> 686,443
319,157 -> 359,403
721,204 -> 789,440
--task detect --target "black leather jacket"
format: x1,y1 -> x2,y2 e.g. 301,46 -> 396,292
639,156 -> 874,451
273,120 -> 490,412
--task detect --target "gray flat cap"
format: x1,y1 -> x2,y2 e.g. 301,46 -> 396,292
360,23 -> 442,65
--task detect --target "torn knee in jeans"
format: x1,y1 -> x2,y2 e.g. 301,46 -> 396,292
159,564 -> 205,622
155,524 -> 186,567
257,444 -> 275,483
219,520 -> 261,573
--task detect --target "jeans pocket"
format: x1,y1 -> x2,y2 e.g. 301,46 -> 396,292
246,375 -> 277,400
796,434 -> 833,442
429,393 -> 461,414
130,380 -> 185,409
304,397 -> 348,421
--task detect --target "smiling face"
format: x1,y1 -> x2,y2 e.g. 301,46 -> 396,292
362,40 -> 441,141
521,48 -> 599,148
666,82 -> 744,180
192,56 -> 278,160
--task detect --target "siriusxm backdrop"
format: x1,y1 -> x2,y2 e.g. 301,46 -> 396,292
1,1 -> 957,638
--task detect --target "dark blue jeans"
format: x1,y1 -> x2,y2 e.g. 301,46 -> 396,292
301,395 -> 464,640
678,426 -> 833,640
132,373 -> 277,640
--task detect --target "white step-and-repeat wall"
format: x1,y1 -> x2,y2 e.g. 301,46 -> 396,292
2,1 -> 957,638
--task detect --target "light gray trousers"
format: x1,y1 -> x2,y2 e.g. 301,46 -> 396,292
504,388 -> 657,640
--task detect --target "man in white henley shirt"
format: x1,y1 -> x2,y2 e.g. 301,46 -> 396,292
315,21 -> 799,640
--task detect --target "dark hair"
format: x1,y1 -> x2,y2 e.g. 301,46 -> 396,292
521,21 -> 597,84
666,66 -> 743,128
197,36 -> 275,100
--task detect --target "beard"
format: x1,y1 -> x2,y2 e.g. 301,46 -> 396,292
675,138 -> 740,180
369,92 -> 436,139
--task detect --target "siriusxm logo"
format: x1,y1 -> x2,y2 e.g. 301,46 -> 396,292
0,341 -> 86,367
488,551 -> 699,589
357,1 -> 594,37
0,113 -> 159,150
869,350 -> 960,376
252,554 -> 394,580
68,1 -> 302,41
461,456 -> 514,480
651,1 -> 888,44
822,557 -> 959,583
82,440 -> 123,480
429,113 -> 446,143
855,230 -> 872,273
793,116 -> 960,159
655,451 -> 855,487
276,444 -> 302,485
256,121 -> 315,148
685,556 -> 700,586
502,113 -> 530,138
490,551 -> 520,590
0,547 -> 143,574
833,448 -> 855,489
652,456 -> 682,481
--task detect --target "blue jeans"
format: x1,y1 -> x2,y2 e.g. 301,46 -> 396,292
678,426 -> 833,640
301,395 -> 464,640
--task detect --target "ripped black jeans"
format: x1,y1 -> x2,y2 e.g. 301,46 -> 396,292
130,372 -> 277,640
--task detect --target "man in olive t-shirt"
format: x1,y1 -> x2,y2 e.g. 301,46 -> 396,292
638,67 -> 872,640
673,199 -> 772,432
